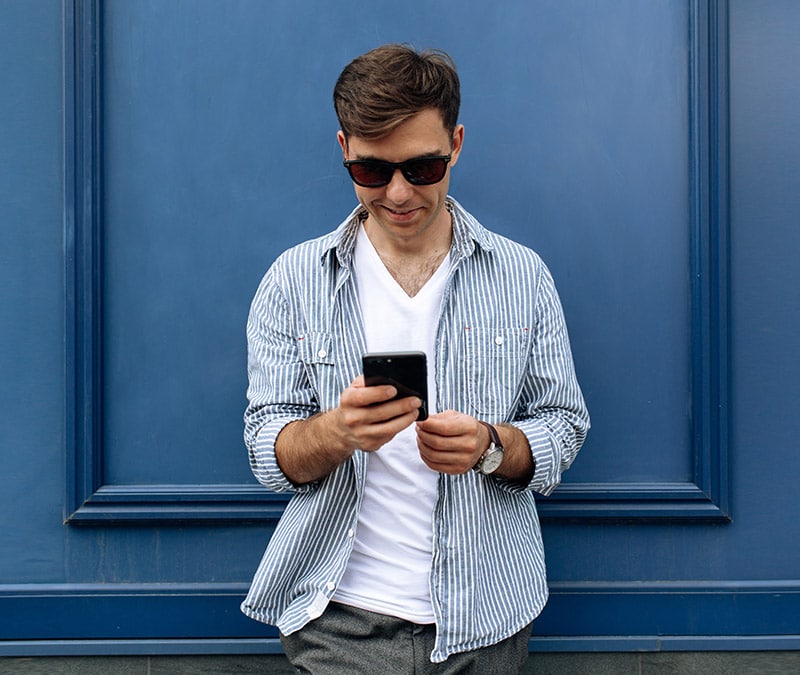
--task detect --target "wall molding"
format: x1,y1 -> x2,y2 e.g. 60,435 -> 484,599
63,0 -> 731,524
64,0 -> 105,524
2,580 -> 798,655
5,636 -> 799,658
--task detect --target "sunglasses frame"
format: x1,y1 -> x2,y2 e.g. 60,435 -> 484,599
343,154 -> 452,188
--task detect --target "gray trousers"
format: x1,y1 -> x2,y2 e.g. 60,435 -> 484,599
280,601 -> 531,674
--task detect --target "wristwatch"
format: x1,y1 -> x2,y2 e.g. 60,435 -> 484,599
474,421 -> 505,475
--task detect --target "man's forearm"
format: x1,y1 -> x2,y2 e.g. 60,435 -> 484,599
493,423 -> 535,485
274,410 -> 355,486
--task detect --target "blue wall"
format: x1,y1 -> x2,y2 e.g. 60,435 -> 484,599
1,0 -> 798,654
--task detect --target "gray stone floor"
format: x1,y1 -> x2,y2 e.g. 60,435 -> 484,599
1,652 -> 800,674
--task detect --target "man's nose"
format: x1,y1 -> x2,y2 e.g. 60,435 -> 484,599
384,168 -> 415,201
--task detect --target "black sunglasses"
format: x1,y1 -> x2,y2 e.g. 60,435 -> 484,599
343,155 -> 452,188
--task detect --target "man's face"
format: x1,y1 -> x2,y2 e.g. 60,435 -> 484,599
338,108 -> 464,253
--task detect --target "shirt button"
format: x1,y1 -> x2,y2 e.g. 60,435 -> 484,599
347,528 -> 355,538
326,581 -> 336,592
495,336 -> 504,346
318,349 -> 327,359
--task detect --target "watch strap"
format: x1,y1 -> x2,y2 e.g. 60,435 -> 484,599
478,421 -> 502,450
474,421 -> 504,474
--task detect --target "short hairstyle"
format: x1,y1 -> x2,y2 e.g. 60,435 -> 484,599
333,44 -> 460,141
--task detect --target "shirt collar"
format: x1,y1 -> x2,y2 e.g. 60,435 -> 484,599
320,196 -> 493,271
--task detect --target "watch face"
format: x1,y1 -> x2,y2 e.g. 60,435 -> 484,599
480,449 -> 504,474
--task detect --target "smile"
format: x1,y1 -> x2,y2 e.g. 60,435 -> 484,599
384,205 -> 421,218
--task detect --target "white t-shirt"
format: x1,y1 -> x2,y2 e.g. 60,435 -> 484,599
332,224 -> 450,624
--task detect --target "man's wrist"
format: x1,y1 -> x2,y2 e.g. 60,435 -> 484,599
276,411 -> 356,485
473,421 -> 505,475
490,423 -> 535,484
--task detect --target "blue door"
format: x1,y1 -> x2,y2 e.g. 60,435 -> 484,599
2,0 -> 799,654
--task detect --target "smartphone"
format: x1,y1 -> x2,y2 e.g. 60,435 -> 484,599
362,351 -> 429,421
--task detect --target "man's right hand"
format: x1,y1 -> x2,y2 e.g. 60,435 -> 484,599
274,375 -> 422,485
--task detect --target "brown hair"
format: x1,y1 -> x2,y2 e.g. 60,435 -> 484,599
333,44 -> 460,141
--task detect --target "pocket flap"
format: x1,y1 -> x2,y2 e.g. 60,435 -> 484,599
296,332 -> 334,365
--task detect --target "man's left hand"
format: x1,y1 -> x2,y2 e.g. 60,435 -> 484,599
415,411 -> 488,474
416,411 -> 535,483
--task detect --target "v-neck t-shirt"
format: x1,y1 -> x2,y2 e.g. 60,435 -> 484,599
332,224 -> 451,623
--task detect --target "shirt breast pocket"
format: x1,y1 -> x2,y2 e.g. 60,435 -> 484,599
296,332 -> 336,405
463,327 -> 530,419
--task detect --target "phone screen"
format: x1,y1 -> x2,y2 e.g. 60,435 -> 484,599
362,351 -> 429,421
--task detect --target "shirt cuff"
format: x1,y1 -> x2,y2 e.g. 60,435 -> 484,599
513,421 -> 561,496
251,417 -> 307,493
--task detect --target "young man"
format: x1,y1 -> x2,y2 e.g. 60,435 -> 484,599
242,44 -> 589,673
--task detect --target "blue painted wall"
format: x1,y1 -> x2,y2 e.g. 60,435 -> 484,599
1,0 -> 798,653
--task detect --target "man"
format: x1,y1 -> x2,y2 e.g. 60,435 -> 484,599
242,44 -> 589,673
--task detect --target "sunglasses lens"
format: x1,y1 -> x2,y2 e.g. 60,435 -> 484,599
404,158 -> 448,185
347,162 -> 393,187
345,156 -> 451,187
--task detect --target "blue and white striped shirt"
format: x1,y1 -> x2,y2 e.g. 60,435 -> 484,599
241,197 -> 589,663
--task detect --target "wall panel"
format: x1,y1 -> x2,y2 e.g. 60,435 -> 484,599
65,0 -> 727,524
1,0 -> 798,656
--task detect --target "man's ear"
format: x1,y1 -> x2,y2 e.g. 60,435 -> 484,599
337,130 -> 348,156
449,124 -> 465,167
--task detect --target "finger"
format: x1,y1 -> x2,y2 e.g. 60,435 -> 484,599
418,448 -> 471,475
341,381 -> 397,408
339,394 -> 412,432
357,409 -> 421,452
416,425 -> 468,452
416,410 -> 471,436
369,395 -> 422,423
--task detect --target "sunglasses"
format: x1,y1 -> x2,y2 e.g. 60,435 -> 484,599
343,155 -> 452,188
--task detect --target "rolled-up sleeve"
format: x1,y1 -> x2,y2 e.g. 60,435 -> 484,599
512,262 -> 589,496
244,260 -> 318,494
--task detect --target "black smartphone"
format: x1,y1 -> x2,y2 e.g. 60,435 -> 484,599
362,351 -> 429,421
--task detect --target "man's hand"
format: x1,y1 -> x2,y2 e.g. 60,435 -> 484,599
330,375 -> 423,451
415,411 -> 488,475
275,375 -> 422,485
416,411 -> 535,483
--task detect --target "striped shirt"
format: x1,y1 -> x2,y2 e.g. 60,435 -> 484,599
241,197 -> 589,663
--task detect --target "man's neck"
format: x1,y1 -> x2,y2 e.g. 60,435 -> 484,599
362,215 -> 453,298
372,246 -> 450,298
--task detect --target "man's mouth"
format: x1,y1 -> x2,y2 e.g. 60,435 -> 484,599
384,205 -> 419,218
